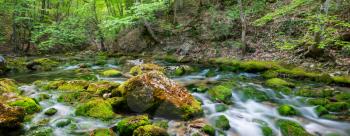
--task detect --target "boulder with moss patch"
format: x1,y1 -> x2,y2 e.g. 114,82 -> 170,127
325,102 -> 349,112
208,85 -> 232,104
276,119 -> 312,136
265,78 -> 294,94
129,64 -> 164,76
90,128 -> 115,136
296,88 -> 334,98
132,125 -> 168,136
306,98 -> 330,106
115,115 -> 151,136
87,81 -> 120,95
277,104 -> 298,116
215,115 -> 230,130
201,124 -> 215,136
57,92 -> 92,104
8,96 -> 41,114
75,98 -> 115,120
239,86 -> 270,102
101,69 -> 122,77
27,58 -> 59,71
314,106 -> 328,116
57,80 -> 90,91
0,103 -> 25,128
120,71 -> 202,120
0,78 -> 20,94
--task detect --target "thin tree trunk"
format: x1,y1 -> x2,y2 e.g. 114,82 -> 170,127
238,0 -> 247,55
92,0 -> 106,51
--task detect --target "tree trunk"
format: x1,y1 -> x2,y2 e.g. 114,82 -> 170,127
238,0 -> 247,55
92,0 -> 106,51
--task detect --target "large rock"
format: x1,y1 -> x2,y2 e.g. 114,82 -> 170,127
120,71 -> 202,120
0,56 -> 6,75
0,103 -> 25,128
26,58 -> 59,71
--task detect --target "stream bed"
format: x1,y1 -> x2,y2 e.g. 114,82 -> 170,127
3,57 -> 350,136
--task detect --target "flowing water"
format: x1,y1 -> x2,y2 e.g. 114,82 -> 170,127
7,57 -> 350,136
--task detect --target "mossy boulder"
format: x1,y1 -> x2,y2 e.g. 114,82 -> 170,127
90,128 -> 115,136
296,88 -> 334,98
57,92 -> 92,104
174,65 -> 195,76
239,86 -> 270,102
208,85 -> 232,104
265,78 -> 294,94
277,104 -> 298,116
44,108 -> 57,116
87,81 -> 120,95
75,98 -> 115,120
120,71 -> 202,120
215,115 -> 230,130
116,115 -> 151,136
8,96 -> 41,114
27,58 -> 59,71
36,80 -> 65,90
202,124 -> 215,136
265,78 -> 294,88
0,78 -> 20,94
334,93 -> 350,103
132,125 -> 168,136
325,102 -> 349,112
332,76 -> 350,86
26,126 -> 53,136
261,70 -> 279,79
276,119 -> 312,136
57,80 -> 90,91
306,98 -> 330,106
239,61 -> 282,72
0,103 -> 25,128
101,69 -> 122,77
314,106 -> 328,116
129,63 -> 164,76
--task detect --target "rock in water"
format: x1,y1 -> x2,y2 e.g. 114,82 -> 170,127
0,103 -> 25,128
120,71 -> 202,120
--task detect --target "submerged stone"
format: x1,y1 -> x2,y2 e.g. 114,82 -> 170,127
120,71 -> 202,120
215,104 -> 228,112
239,86 -> 270,102
129,63 -> 164,76
132,125 -> 168,136
208,85 -> 232,104
215,115 -> 230,130
0,103 -> 25,128
44,108 -> 57,116
75,98 -> 115,120
115,115 -> 151,136
277,104 -> 298,116
201,124 -> 215,136
314,106 -> 328,116
26,126 -> 53,136
276,119 -> 312,136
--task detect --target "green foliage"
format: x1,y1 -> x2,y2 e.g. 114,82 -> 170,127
227,0 -> 266,20
31,18 -> 88,51
253,0 -> 312,26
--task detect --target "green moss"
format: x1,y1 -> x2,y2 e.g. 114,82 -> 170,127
205,69 -> 216,77
265,78 -> 294,88
35,93 -> 50,102
208,85 -> 232,104
190,83 -> 209,93
296,88 -> 334,98
75,98 -> 115,120
91,128 -> 115,136
325,102 -> 349,112
44,108 -> 57,116
240,86 -> 270,102
57,80 -> 89,91
9,97 -> 41,114
334,93 -> 350,102
321,114 -> 339,120
163,55 -> 178,63
209,58 -> 240,66
38,80 -> 65,90
239,61 -> 282,72
277,104 -> 298,116
116,115 -> 151,136
152,120 -> 169,129
129,64 -> 164,76
332,76 -> 350,85
132,125 -> 168,136
253,120 -> 274,136
276,119 -> 312,136
57,92 -> 92,103
174,67 -> 185,76
101,69 -> 122,77
314,106 -> 328,116
54,118 -> 72,128
6,57 -> 28,73
215,115 -> 230,130
306,98 -> 330,106
31,58 -> 59,71
87,81 -> 120,95
202,124 -> 215,136
215,104 -> 228,112
0,78 -> 19,94
261,70 -> 279,79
